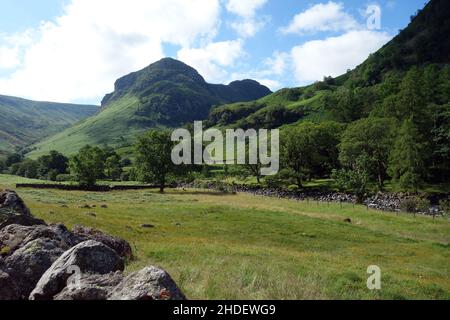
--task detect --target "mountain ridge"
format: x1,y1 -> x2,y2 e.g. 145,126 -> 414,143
28,58 -> 271,157
0,94 -> 98,152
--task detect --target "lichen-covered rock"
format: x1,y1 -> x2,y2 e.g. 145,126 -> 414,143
72,225 -> 133,260
1,238 -> 65,299
54,272 -> 124,300
0,224 -> 81,257
30,240 -> 124,300
108,266 -> 186,300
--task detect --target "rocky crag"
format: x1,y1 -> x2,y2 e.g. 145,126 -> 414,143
0,189 -> 185,301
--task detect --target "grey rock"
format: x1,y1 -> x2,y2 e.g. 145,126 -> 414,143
108,266 -> 186,300
0,270 -> 20,300
1,238 -> 65,299
0,189 -> 30,216
30,240 -> 124,300
54,272 -> 124,300
72,225 -> 133,259
0,224 -> 81,257
0,189 -> 45,230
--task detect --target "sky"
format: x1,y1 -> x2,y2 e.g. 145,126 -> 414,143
0,0 -> 429,105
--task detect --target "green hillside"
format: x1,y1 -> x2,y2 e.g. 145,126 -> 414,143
207,0 -> 450,129
0,95 -> 98,152
29,58 -> 271,157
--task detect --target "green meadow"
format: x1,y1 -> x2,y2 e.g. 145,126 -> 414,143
1,174 -> 449,300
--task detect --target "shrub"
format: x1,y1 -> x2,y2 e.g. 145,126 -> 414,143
47,169 -> 59,181
400,196 -> 430,213
120,172 -> 130,182
439,199 -> 450,215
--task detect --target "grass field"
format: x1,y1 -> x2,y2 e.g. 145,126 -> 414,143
1,174 -> 449,300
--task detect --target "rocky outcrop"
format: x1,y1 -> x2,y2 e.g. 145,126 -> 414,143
30,240 -> 124,300
0,190 -> 31,216
0,189 -> 185,301
0,190 -> 45,229
72,225 -> 133,259
108,267 -> 186,300
0,238 -> 65,299
54,272 -> 124,300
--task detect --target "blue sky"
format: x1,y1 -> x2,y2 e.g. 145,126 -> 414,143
0,0 -> 429,104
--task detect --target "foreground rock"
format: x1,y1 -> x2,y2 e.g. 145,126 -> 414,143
0,270 -> 19,300
0,190 -> 45,229
0,238 -> 65,299
30,240 -> 124,300
108,267 -> 186,300
72,225 -> 133,260
0,189 -> 186,301
54,272 -> 124,300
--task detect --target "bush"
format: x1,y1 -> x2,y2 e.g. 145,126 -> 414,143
400,196 -> 430,213
120,172 -> 130,182
47,169 -> 59,181
439,199 -> 450,215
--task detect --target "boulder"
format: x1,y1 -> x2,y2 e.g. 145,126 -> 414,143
0,270 -> 20,300
0,190 -> 30,216
54,272 -> 124,300
0,190 -> 45,230
72,225 -> 133,260
0,224 -> 81,257
30,240 -> 124,300
0,238 -> 65,299
108,266 -> 186,300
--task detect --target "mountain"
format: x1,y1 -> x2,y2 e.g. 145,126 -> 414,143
28,58 -> 271,157
0,95 -> 98,153
207,0 -> 450,129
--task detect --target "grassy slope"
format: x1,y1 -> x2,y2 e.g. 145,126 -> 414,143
2,174 -> 448,300
28,95 -> 142,158
208,86 -> 331,129
0,95 -> 98,152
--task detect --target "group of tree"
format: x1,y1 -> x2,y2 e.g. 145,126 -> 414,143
69,145 -> 129,186
1,146 -> 131,186
2,151 -> 68,180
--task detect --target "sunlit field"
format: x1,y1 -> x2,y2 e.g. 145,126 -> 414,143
1,174 -> 449,300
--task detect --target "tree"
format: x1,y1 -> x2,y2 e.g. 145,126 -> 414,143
5,153 -> 23,167
332,154 -> 371,203
281,124 -> 317,188
339,118 -> 396,190
388,118 -> 427,192
105,154 -> 123,181
134,130 -> 180,193
69,145 -> 105,187
430,103 -> 450,180
37,150 -> 69,180
15,159 -> 39,179
0,159 -> 5,173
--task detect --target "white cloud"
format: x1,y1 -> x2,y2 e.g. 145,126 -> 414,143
0,46 -> 20,69
281,1 -> 359,34
226,0 -> 268,18
230,18 -> 267,38
0,0 -> 221,103
177,40 -> 244,83
291,30 -> 391,83
263,51 -> 289,76
226,0 -> 268,38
